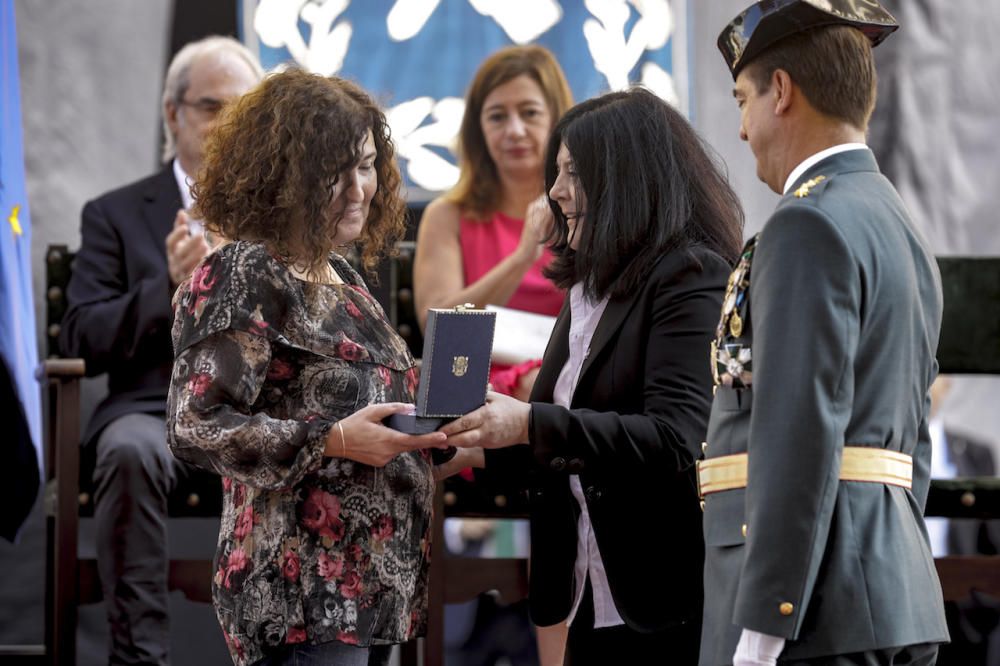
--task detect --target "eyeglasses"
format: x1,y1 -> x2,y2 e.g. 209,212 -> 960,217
178,96 -> 226,116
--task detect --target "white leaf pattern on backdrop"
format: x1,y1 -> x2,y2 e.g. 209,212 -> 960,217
386,97 -> 465,191
468,0 -> 563,44
252,0 -> 685,194
254,0 -> 353,76
386,0 -> 442,41
584,0 -> 675,98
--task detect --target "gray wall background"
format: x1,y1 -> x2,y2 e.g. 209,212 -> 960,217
3,0 -> 998,663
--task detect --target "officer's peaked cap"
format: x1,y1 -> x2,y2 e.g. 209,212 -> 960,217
718,0 -> 898,80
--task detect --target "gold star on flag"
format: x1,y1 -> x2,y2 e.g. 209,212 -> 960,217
7,204 -> 22,236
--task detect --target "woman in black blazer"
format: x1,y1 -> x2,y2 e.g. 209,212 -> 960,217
439,88 -> 744,664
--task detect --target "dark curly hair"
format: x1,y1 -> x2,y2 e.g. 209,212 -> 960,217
193,68 -> 405,276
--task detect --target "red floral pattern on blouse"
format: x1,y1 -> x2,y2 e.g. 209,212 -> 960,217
167,241 -> 433,665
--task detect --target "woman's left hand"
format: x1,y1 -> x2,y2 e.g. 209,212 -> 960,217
439,391 -> 531,449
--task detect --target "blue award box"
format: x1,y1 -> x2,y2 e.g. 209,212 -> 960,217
386,305 -> 496,444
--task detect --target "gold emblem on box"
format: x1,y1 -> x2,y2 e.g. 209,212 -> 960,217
452,356 -> 469,377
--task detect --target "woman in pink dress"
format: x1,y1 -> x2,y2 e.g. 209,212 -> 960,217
412,45 -> 573,666
413,45 -> 572,402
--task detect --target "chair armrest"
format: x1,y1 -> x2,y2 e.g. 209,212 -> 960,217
39,358 -> 85,381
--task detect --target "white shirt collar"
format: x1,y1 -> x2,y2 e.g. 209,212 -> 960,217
171,158 -> 195,211
782,143 -> 869,195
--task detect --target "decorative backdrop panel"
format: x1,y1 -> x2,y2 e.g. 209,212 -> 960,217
240,0 -> 690,199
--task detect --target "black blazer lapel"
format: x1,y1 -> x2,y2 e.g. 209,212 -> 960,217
576,287 -> 641,385
142,166 -> 183,262
530,281 -> 644,404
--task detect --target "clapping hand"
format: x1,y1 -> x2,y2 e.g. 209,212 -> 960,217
165,209 -> 213,287
516,194 -> 554,263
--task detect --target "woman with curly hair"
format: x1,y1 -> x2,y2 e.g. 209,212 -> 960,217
166,68 -> 449,666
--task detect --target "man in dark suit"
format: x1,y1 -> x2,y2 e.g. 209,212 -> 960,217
940,431 -> 1000,554
698,2 -> 950,664
60,36 -> 260,664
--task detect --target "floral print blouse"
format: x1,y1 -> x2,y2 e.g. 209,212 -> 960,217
166,241 -> 433,666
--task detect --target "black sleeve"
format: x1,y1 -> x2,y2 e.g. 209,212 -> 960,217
59,197 -> 173,374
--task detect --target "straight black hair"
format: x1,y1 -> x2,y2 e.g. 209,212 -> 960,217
543,87 -> 744,300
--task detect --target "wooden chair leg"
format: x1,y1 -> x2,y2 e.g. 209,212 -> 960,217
43,359 -> 84,666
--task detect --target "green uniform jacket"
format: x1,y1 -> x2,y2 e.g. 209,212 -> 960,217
699,149 -> 949,664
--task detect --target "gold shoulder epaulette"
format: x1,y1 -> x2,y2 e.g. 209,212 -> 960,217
794,175 -> 826,198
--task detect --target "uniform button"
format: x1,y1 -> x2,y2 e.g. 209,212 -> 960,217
701,441 -> 708,454
567,458 -> 584,473
700,500 -> 706,512
550,456 -> 567,471
584,486 -> 602,502
779,602 -> 794,616
741,523 -> 747,538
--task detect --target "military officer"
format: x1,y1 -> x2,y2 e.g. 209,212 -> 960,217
698,1 -> 950,664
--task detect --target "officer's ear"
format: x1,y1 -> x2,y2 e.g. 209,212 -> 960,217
771,68 -> 794,117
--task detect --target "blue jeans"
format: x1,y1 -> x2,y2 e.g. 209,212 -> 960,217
253,641 -> 393,666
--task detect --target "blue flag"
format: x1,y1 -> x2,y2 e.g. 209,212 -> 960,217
0,0 -> 42,542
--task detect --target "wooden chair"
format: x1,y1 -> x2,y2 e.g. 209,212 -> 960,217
42,245 -> 218,666
926,256 -> 1000,662
394,240 -> 531,665
927,478 -> 1000,599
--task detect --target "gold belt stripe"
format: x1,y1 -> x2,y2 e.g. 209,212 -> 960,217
697,446 -> 913,498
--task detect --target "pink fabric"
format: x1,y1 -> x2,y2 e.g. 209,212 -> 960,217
459,211 -> 565,396
460,212 -> 564,317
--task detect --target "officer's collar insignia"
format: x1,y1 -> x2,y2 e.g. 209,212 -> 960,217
794,175 -> 826,198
